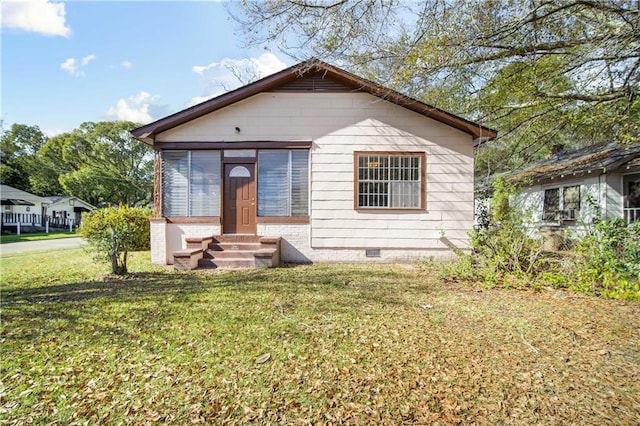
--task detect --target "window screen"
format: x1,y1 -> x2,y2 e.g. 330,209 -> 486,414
162,150 -> 221,217
258,150 -> 309,216
162,151 -> 188,217
543,188 -> 560,221
563,185 -> 580,213
357,153 -> 423,209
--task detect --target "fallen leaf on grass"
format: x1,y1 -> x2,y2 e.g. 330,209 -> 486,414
256,353 -> 271,364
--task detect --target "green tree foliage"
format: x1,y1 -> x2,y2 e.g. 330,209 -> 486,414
79,205 -> 151,275
30,121 -> 153,205
0,123 -> 47,191
1,121 -> 152,205
577,219 -> 640,300
235,1 -> 640,174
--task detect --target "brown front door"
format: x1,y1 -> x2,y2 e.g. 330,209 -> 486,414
223,163 -> 256,234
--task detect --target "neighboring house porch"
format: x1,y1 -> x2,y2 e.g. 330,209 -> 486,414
0,185 -> 95,234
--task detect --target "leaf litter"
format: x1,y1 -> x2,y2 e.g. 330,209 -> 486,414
0,257 -> 638,424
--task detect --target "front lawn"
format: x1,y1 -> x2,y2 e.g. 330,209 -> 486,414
1,249 -> 639,424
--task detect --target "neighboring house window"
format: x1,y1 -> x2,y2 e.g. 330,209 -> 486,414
162,151 -> 221,216
258,150 -> 309,216
543,185 -> 580,221
355,152 -> 425,209
623,173 -> 640,223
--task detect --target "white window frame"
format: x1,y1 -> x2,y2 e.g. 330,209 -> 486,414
543,185 -> 580,222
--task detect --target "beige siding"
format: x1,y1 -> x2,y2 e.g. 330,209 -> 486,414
158,92 -> 474,261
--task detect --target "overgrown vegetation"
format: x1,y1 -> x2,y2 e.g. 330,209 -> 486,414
79,205 -> 151,275
471,178 -> 544,286
578,219 -> 640,299
1,248 -> 638,424
447,177 -> 640,300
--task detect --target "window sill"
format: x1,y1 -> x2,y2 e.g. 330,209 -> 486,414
355,208 -> 425,213
257,216 -> 310,224
165,216 -> 221,224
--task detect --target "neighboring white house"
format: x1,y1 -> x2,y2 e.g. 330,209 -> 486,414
1,185 -> 96,232
1,184 -> 48,225
45,196 -> 96,227
502,142 -> 640,232
132,59 -> 497,267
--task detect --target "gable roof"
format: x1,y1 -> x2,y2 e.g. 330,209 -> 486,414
131,59 -> 497,145
46,196 -> 97,210
509,142 -> 640,184
0,185 -> 48,204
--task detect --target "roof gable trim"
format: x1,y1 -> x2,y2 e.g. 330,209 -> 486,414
131,59 -> 497,144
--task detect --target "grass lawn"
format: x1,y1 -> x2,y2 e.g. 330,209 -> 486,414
1,248 -> 639,424
0,231 -> 77,244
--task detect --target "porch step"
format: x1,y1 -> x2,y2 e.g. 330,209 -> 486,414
198,258 -> 257,269
214,235 -> 261,243
207,242 -> 262,252
203,248 -> 258,260
175,235 -> 281,270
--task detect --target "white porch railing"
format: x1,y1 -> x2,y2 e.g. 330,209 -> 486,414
1,213 -> 78,234
624,208 -> 640,224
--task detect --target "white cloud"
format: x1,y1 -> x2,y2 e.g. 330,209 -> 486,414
106,91 -> 159,123
60,54 -> 96,77
1,0 -> 71,37
43,128 -> 65,137
186,95 -> 217,108
189,53 -> 287,106
121,60 -> 133,70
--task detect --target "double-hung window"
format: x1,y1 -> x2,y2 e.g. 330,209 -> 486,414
257,150 -> 309,217
543,185 -> 580,221
355,152 -> 425,210
162,150 -> 221,216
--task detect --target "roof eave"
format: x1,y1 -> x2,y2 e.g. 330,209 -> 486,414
130,59 -> 498,143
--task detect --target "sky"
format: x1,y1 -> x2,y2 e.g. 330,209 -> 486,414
1,0 -> 292,137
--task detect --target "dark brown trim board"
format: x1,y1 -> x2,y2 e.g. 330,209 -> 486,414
257,216 -> 310,224
353,151 -> 427,211
155,141 -> 313,150
165,216 -> 221,224
131,59 -> 497,145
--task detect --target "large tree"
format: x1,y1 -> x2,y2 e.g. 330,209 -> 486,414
36,121 -> 153,206
234,0 -> 639,174
3,121 -> 153,206
0,123 -> 47,191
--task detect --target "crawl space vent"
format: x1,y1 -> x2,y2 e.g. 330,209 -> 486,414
365,249 -> 381,258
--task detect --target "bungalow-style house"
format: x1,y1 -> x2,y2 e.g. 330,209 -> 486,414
45,196 -> 96,228
507,142 -> 640,231
1,185 -> 48,230
1,184 -> 95,233
131,59 -> 496,269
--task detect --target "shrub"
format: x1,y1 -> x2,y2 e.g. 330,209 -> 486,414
469,177 -> 544,287
79,205 -> 151,275
577,219 -> 640,300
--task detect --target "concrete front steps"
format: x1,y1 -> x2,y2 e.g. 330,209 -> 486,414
172,235 -> 281,270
